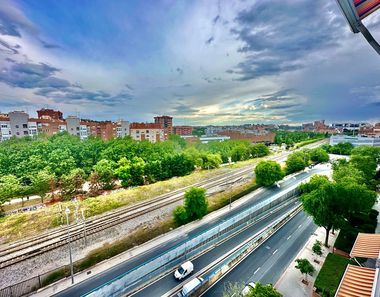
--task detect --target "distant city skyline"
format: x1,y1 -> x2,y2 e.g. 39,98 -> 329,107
0,1 -> 379,125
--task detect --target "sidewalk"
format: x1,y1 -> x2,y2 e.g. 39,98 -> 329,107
275,227 -> 339,297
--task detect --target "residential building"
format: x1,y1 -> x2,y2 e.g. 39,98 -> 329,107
130,122 -> 164,143
174,125 -> 193,136
0,113 -> 11,141
330,135 -> 380,147
154,115 -> 173,139
37,108 -> 63,120
9,111 -> 29,138
116,120 -> 130,138
199,135 -> 230,143
66,116 -> 81,137
217,130 -> 275,144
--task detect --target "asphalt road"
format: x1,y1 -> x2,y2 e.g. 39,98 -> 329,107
202,211 -> 317,297
54,166 -> 327,297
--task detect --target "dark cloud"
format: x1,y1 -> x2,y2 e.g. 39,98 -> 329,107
171,103 -> 199,115
205,36 -> 214,45
0,61 -> 63,88
176,67 -> 183,75
40,39 -> 60,49
0,38 -> 20,54
229,1 -> 344,80
213,15 -> 220,25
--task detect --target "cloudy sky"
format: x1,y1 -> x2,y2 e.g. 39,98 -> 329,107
0,0 -> 379,125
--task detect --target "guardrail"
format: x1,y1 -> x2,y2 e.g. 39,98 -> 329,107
166,205 -> 302,297
83,185 -> 300,297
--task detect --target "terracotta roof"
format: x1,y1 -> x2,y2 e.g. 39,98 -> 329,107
130,122 -> 161,129
351,233 -> 380,259
335,265 -> 376,297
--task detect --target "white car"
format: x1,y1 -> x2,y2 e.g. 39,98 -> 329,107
174,261 -> 194,280
177,277 -> 203,296
241,282 -> 256,296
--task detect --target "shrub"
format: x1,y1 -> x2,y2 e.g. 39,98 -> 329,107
173,205 -> 188,226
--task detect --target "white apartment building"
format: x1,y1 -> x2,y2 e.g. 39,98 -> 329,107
330,135 -> 380,147
129,123 -> 164,143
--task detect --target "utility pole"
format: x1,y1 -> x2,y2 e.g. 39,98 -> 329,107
81,209 -> 87,246
65,208 -> 74,284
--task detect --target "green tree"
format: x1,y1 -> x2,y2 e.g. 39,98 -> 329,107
312,240 -> 323,257
173,205 -> 188,226
250,143 -> 270,158
184,187 -> 208,221
88,171 -> 101,196
114,157 -> 131,187
30,169 -> 55,203
249,283 -> 283,297
129,157 -> 146,186
329,142 -> 353,155
332,163 -> 366,185
300,181 -> 342,247
350,154 -> 377,182
201,153 -> 222,169
0,175 -> 22,206
93,159 -> 116,190
309,148 -> 329,163
299,175 -> 329,194
255,161 -> 284,187
295,258 -> 315,282
47,149 -> 76,177
60,168 -> 86,199
285,151 -> 309,174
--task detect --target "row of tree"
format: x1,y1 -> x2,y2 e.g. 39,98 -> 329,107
0,133 -> 270,208
274,131 -> 326,146
300,146 -> 379,246
254,147 -> 330,187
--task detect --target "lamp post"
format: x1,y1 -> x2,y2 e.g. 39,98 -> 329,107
65,207 -> 74,285
81,209 -> 87,246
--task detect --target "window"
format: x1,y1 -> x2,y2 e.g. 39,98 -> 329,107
15,125 -> 19,128
16,132 -> 20,135
146,130 -> 149,133
1,124 -> 7,128
23,124 -> 27,128
23,131 -> 28,135
76,127 -> 80,131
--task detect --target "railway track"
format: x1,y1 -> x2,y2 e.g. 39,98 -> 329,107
0,140 -> 326,269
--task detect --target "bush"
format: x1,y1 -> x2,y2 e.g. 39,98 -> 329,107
312,240 -> 323,256
173,205 -> 188,226
184,187 -> 208,221
255,160 -> 284,187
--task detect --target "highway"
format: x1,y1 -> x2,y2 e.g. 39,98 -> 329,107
53,165 -> 328,297
202,211 -> 316,296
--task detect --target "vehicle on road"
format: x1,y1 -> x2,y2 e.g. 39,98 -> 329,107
177,277 -> 204,296
174,261 -> 194,280
241,282 -> 256,296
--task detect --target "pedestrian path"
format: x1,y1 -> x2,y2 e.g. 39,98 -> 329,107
275,227 -> 339,297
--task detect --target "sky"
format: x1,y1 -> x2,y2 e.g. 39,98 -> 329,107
0,0 -> 379,125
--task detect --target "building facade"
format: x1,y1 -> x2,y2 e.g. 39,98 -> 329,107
330,135 -> 380,147
130,123 -> 164,143
174,125 -> 193,136
154,115 -> 173,139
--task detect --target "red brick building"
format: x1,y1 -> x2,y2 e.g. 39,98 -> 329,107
174,125 -> 193,136
154,115 -> 173,139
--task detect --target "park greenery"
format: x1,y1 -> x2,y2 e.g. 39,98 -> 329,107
300,146 -> 380,246
0,133 -> 271,212
274,131 -> 326,147
321,142 -> 353,155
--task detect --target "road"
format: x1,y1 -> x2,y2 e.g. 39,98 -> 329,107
202,211 -> 316,297
53,165 -> 328,297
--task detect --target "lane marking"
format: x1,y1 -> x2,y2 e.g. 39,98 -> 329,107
254,267 -> 261,275
287,235 -> 292,240
272,249 -> 278,255
298,224 -> 302,229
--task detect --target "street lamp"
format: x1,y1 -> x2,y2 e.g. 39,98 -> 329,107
81,209 -> 87,246
65,207 -> 74,285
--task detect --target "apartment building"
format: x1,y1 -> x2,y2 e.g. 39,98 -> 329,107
130,123 -> 164,143
173,125 -> 193,136
330,135 -> 380,147
0,113 -> 11,141
154,115 -> 173,140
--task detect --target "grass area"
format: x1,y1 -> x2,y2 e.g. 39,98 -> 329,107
0,166 -> 230,243
295,137 -> 327,148
207,179 -> 258,213
314,253 -> 356,297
